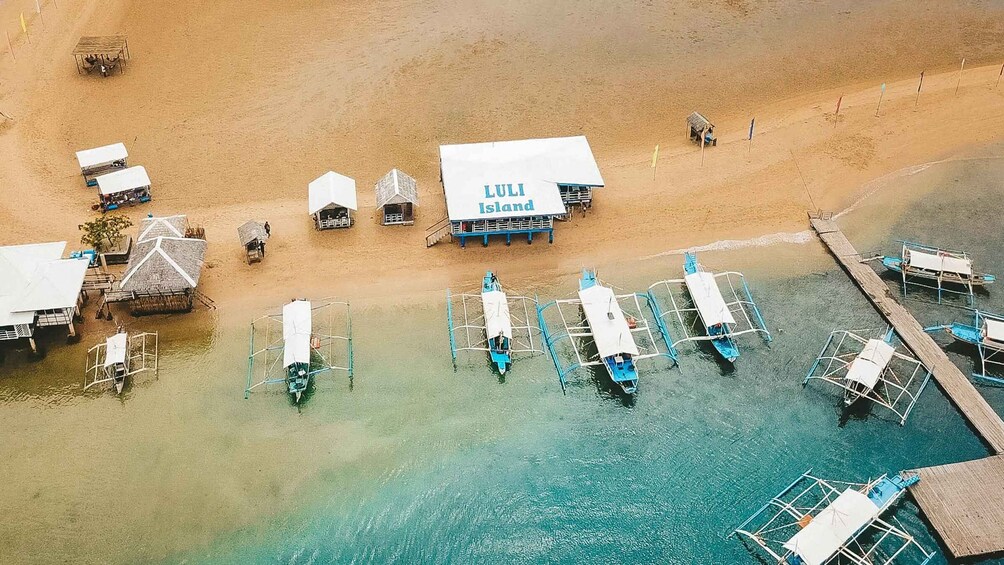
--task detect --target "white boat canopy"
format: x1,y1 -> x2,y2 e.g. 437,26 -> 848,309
783,488 -> 880,565
481,289 -> 513,340
75,142 -> 127,171
308,171 -> 357,214
984,319 -> 1004,343
845,338 -> 895,389
439,136 -> 603,221
95,165 -> 150,196
282,300 -> 312,369
103,333 -> 128,367
578,284 -> 640,358
684,271 -> 736,327
907,249 -> 973,276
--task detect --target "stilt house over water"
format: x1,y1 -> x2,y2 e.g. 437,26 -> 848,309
375,169 -> 419,226
0,242 -> 89,353
309,171 -> 357,230
429,136 -> 604,247
112,215 -> 207,315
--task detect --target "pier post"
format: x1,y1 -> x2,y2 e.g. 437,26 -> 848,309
28,337 -> 37,354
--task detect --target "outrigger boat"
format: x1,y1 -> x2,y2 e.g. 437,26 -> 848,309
84,330 -> 159,394
730,470 -> 935,565
882,241 -> 994,304
647,252 -> 770,363
803,328 -> 930,425
283,300 -> 313,402
927,310 -> 1004,386
579,269 -> 639,393
447,271 -> 540,376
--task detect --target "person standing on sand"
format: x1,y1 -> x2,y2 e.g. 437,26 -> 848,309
264,221 -> 271,237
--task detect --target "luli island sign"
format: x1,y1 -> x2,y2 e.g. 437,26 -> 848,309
478,183 -> 535,215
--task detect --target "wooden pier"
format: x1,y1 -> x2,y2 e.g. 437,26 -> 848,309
810,214 -> 1004,559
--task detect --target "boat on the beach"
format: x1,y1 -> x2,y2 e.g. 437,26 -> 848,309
282,300 -> 313,402
647,252 -> 771,363
84,330 -> 159,394
482,272 -> 513,375
927,310 -> 1004,386
578,269 -> 639,394
730,469 -> 935,565
882,241 -> 995,304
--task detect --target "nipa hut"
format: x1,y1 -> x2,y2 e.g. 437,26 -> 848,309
115,215 -> 207,314
308,171 -> 357,230
375,169 -> 419,226
237,221 -> 268,264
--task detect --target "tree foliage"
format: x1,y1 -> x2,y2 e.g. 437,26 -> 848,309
79,215 -> 133,252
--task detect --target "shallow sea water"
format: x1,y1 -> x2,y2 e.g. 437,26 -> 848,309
3,154 -> 1004,564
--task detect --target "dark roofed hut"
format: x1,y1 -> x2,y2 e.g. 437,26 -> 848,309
375,169 -> 419,226
237,221 -> 268,264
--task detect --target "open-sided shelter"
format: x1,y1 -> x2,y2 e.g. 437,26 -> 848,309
309,172 -> 357,230
72,36 -> 130,76
95,166 -> 151,211
75,142 -> 127,185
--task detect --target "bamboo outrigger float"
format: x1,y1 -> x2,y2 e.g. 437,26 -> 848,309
926,310 -> 1004,386
647,252 -> 771,363
803,328 -> 932,425
536,269 -> 675,395
447,271 -> 540,377
84,330 -> 158,394
882,241 -> 995,304
730,469 -> 936,565
245,299 -> 353,403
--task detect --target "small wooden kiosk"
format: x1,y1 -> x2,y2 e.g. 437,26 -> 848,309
237,221 -> 268,264
375,169 -> 419,226
687,111 -> 717,146
73,36 -> 130,76
308,171 -> 357,230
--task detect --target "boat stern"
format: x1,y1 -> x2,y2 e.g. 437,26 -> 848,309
605,356 -> 639,394
881,256 -> 903,273
489,349 -> 511,376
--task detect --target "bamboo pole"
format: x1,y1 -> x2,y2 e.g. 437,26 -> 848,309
5,31 -> 13,62
955,58 -> 966,95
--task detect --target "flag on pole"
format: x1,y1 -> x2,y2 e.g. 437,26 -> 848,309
20,12 -> 27,34
651,145 -> 659,168
918,71 -> 925,93
835,95 -> 843,116
748,118 -> 755,140
36,0 -> 41,14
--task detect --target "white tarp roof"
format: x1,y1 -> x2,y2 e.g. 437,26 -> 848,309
846,339 -> 895,389
96,165 -> 150,196
439,136 -> 603,221
308,171 -> 357,214
104,333 -> 128,367
684,271 -> 736,327
783,489 -> 880,565
984,319 -> 1004,343
578,284 -> 640,358
75,143 -> 127,170
481,290 -> 513,340
282,300 -> 312,368
0,242 -> 87,326
907,249 -> 973,276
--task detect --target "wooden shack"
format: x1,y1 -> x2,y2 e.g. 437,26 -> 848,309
308,171 -> 357,230
687,111 -> 717,146
72,36 -> 130,76
237,221 -> 268,264
375,169 -> 419,226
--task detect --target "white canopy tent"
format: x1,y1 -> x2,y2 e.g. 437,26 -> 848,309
578,284 -> 640,358
282,300 -> 312,369
96,165 -> 150,196
481,289 -> 513,340
684,271 -> 736,327
103,332 -> 128,368
783,489 -> 880,565
845,338 -> 895,389
308,171 -> 357,214
907,249 -> 973,276
75,143 -> 127,172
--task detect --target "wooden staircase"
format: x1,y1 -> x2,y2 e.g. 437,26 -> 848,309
425,217 -> 452,247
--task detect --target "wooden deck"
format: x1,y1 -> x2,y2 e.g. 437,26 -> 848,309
810,215 -> 1004,559
911,456 -> 1004,558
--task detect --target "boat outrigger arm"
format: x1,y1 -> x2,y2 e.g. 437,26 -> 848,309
729,470 -> 936,565
245,299 -> 353,401
647,252 -> 771,363
803,328 -> 932,425
925,309 -> 1004,386
447,271 -> 542,375
882,240 -> 995,305
536,271 -> 676,394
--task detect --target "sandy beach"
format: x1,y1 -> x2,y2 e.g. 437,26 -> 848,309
0,1 -> 1003,309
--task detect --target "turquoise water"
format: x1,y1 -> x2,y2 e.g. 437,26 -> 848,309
3,155 -> 1004,564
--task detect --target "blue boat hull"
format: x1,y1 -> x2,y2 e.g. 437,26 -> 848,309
287,363 -> 310,403
604,356 -> 638,395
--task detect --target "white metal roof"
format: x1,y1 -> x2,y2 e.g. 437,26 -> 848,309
0,242 -> 87,327
96,165 -> 151,196
684,271 -> 736,327
578,284 -> 640,358
846,339 -> 895,389
75,143 -> 127,170
907,249 -> 973,276
783,489 -> 880,565
481,289 -> 513,340
13,258 -> 90,313
104,333 -> 128,367
439,136 -> 603,221
308,171 -> 357,214
984,319 -> 1004,343
283,300 -> 312,368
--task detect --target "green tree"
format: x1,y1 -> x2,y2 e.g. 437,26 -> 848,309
79,215 -> 133,252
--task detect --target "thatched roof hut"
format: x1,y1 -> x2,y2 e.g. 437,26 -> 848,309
120,236 -> 207,294
237,221 -> 268,264
375,169 -> 419,226
137,215 -> 189,242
